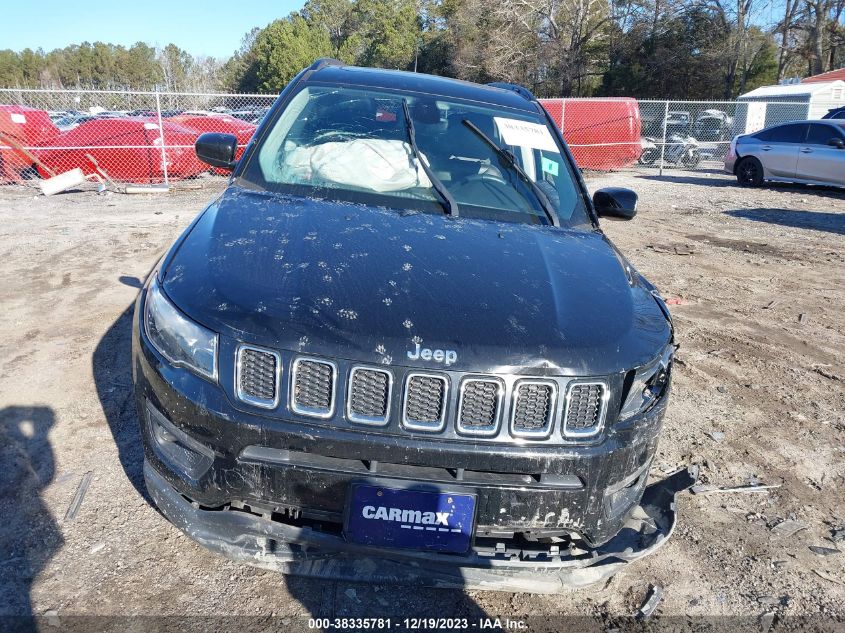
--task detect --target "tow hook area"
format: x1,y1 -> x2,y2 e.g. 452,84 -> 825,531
145,462 -> 698,593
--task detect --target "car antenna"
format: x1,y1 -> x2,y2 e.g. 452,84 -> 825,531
402,99 -> 459,218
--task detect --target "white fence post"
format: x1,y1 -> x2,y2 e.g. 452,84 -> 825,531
155,88 -> 169,186
658,100 -> 668,176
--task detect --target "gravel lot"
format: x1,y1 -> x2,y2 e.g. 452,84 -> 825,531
0,170 -> 843,627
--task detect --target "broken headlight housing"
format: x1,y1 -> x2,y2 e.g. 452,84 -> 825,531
144,278 -> 218,381
618,345 -> 673,421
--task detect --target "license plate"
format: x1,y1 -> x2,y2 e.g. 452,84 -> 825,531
344,482 -> 476,554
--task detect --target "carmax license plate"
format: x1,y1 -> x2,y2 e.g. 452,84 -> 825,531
344,483 -> 476,554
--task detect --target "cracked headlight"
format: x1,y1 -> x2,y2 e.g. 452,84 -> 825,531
618,345 -> 673,421
144,278 -> 218,381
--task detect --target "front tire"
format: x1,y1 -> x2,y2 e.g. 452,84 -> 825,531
736,156 -> 764,186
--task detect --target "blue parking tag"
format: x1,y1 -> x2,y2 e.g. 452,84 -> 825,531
344,483 -> 476,554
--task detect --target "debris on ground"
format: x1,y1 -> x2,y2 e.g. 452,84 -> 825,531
691,483 -> 781,496
769,520 -> 808,538
636,584 -> 664,620
705,430 -> 725,442
809,546 -> 841,556
63,471 -> 93,522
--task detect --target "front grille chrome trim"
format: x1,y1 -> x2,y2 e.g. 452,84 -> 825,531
401,372 -> 449,432
234,344 -> 281,409
562,380 -> 609,439
346,366 -> 393,426
509,379 -> 558,439
289,356 -> 338,419
456,377 -> 504,437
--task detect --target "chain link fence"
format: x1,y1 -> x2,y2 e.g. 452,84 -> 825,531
1,88 -> 843,188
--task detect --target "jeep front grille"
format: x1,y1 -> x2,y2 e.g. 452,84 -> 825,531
402,373 -> 448,431
236,346 -> 280,408
291,358 -> 336,418
563,382 -> 606,437
511,381 -> 556,437
457,378 -> 502,436
347,367 -> 392,425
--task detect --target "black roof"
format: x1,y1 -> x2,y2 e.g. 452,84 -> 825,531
305,62 -> 538,113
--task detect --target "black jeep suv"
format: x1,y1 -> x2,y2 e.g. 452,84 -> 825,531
133,60 -> 681,591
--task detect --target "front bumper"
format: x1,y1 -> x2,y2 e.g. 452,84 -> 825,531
145,459 -> 695,591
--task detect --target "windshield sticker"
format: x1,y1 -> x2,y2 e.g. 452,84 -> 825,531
10,113 -> 26,124
494,117 -> 559,152
541,156 -> 559,176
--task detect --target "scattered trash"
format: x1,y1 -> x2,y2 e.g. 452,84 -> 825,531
705,430 -> 725,442
763,300 -> 778,310
636,584 -> 664,620
673,245 -> 694,255
813,569 -> 843,585
665,297 -> 688,305
798,313 -> 807,324
691,483 -> 781,496
760,612 -> 776,633
64,471 -> 93,521
85,153 -> 123,193
831,528 -> 845,543
89,542 -> 105,554
770,520 -> 807,538
809,545 -> 840,556
39,168 -> 87,196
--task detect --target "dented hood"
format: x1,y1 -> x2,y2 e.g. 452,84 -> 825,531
162,187 -> 671,375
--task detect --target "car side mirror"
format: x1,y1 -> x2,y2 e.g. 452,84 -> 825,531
827,137 -> 845,149
195,132 -> 237,170
593,187 -> 638,220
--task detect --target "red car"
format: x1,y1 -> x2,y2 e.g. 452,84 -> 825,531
0,105 -> 59,182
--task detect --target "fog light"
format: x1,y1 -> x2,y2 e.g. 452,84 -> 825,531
146,401 -> 214,482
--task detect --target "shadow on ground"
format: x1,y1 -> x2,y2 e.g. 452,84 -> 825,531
92,287 -> 493,621
638,173 -> 845,199
725,208 -> 845,236
0,405 -> 62,624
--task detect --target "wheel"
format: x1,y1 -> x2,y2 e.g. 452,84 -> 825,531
736,156 -> 764,186
681,149 -> 701,169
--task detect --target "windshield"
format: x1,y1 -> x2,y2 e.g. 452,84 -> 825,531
238,85 -> 590,228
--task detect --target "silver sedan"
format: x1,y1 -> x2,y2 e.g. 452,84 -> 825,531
725,120 -> 845,188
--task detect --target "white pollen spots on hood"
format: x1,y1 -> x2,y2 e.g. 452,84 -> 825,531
380,355 -> 393,365
403,244 -> 412,251
403,319 -> 413,329
375,344 -> 386,355
434,234 -> 446,240
402,263 -> 413,271
411,335 -> 422,344
338,308 -> 358,320
383,298 -> 392,306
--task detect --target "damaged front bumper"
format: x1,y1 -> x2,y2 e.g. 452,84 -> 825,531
145,461 -> 695,592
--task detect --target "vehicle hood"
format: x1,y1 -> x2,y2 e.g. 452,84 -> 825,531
162,187 -> 671,375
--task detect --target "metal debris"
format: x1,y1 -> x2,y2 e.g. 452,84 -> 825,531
64,471 -> 93,522
770,520 -> 808,538
809,546 -> 841,556
760,612 -> 776,633
636,584 -> 664,620
813,569 -> 843,585
798,313 -> 807,324
705,430 -> 725,442
691,483 -> 780,496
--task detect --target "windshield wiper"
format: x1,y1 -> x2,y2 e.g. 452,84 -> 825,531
461,119 -> 559,227
402,99 -> 458,217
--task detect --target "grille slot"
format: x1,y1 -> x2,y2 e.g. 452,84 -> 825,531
457,379 -> 502,436
511,380 -> 556,438
236,346 -> 280,408
291,358 -> 336,418
563,382 -> 606,437
402,373 -> 448,431
347,367 -> 392,425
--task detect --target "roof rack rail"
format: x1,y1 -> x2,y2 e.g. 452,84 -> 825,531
486,82 -> 537,102
310,58 -> 344,71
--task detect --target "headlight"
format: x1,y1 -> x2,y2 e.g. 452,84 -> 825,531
618,345 -> 673,421
144,278 -> 218,381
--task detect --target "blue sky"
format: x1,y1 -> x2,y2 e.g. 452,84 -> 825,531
3,0 -> 305,59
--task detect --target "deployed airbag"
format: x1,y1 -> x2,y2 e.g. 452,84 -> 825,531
282,139 -> 432,192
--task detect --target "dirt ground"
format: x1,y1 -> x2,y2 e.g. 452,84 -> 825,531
0,170 -> 843,628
